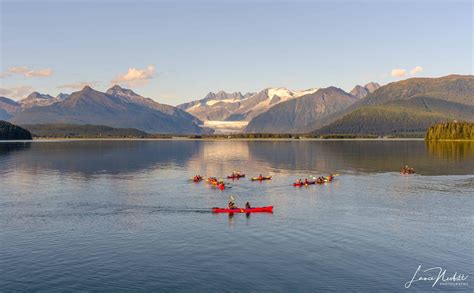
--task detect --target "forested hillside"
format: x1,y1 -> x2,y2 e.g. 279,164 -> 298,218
23,124 -> 150,138
0,120 -> 32,140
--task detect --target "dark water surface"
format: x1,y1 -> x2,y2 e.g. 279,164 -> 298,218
0,140 -> 472,292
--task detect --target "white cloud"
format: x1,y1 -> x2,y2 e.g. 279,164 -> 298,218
0,72 -> 11,78
391,68 -> 407,77
57,81 -> 98,90
410,66 -> 423,75
112,65 -> 155,87
0,86 -> 34,100
1,66 -> 53,78
391,66 -> 424,78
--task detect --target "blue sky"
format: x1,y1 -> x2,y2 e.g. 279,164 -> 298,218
1,0 -> 472,104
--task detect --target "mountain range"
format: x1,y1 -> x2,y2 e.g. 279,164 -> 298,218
3,86 -> 210,134
179,83 -> 382,133
177,87 -> 319,122
314,75 -> 474,135
1,75 -> 472,136
245,87 -> 359,133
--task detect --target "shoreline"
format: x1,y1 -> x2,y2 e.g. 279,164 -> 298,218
0,137 -> 432,142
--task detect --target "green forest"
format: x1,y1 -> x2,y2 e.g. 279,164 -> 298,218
0,120 -> 32,140
313,105 -> 449,137
22,124 -> 153,138
425,121 -> 474,140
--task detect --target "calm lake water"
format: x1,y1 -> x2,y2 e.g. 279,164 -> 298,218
0,140 -> 473,292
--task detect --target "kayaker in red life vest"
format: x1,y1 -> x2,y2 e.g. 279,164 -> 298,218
258,174 -> 263,180
245,202 -> 251,209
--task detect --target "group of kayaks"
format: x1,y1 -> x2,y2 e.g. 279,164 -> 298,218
200,166 -> 415,213
206,177 -> 226,190
193,172 -> 273,191
293,175 -> 335,187
191,170 -> 336,213
227,173 -> 273,181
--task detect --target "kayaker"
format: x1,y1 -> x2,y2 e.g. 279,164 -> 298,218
258,174 -> 263,180
228,196 -> 236,209
304,178 -> 309,184
245,202 -> 251,209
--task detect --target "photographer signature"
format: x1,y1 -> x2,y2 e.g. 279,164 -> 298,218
405,265 -> 469,288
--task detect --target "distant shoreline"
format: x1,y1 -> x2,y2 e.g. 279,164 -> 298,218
0,137 -> 432,142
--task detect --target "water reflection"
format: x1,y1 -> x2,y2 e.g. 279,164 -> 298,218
0,140 -> 472,291
426,141 -> 474,161
0,140 -> 201,177
0,140 -> 472,177
247,140 -> 474,175
186,141 -> 251,178
0,142 -> 31,157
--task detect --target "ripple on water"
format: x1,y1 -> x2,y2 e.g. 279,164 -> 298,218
0,140 -> 473,291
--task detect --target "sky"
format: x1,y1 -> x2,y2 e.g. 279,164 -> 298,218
0,0 -> 472,105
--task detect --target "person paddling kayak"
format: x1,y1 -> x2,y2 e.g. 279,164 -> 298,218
400,165 -> 415,174
228,196 -> 236,209
245,202 -> 251,209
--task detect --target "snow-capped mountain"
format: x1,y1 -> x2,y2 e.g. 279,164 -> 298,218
178,87 -> 319,122
245,87 -> 358,133
177,91 -> 254,121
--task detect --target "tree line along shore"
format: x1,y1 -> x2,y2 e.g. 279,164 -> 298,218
1,121 -> 473,141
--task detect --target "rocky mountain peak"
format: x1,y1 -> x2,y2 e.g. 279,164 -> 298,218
364,82 -> 381,93
350,82 -> 381,99
25,92 -> 54,100
106,85 -> 138,97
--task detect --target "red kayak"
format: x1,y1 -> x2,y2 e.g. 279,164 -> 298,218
293,181 -> 316,186
212,206 -> 273,213
227,174 -> 245,179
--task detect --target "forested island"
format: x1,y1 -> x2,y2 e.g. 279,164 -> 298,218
0,120 -> 32,140
425,121 -> 474,140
